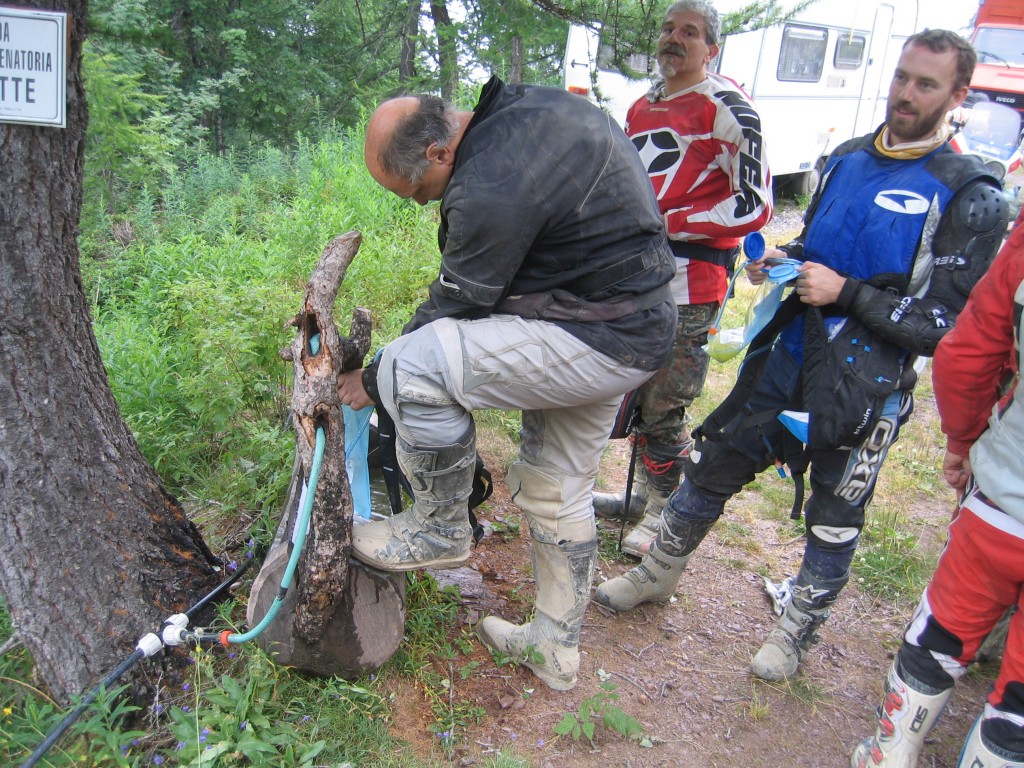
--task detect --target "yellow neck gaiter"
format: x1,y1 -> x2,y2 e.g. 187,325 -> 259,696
874,124 -> 950,159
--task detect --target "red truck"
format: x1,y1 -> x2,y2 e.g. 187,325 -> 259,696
970,0 -> 1024,117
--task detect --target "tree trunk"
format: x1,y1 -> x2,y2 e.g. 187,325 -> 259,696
250,233 -> 405,678
430,0 -> 458,101
510,33 -> 524,83
284,232 -> 371,642
0,0 -> 221,705
399,0 -> 419,82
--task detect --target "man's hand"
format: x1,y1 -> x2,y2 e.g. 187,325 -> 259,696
795,262 -> 846,306
338,369 -> 374,410
745,247 -> 786,286
942,450 -> 971,494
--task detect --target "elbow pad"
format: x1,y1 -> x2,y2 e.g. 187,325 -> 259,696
852,287 -> 952,357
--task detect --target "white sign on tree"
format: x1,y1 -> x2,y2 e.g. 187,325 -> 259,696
0,6 -> 66,128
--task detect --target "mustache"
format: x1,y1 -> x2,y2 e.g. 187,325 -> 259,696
658,43 -> 686,57
892,101 -> 917,115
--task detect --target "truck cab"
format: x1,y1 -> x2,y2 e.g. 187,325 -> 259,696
970,1 -> 1024,122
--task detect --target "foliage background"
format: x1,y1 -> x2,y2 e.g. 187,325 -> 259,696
2,1 -> 872,765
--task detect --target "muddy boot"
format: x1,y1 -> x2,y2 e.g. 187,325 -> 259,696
352,427 -> 476,571
956,711 -> 1024,767
595,514 -> 715,611
619,438 -> 691,556
476,538 -> 597,691
620,488 -> 670,557
751,565 -> 842,681
594,542 -> 690,611
592,465 -> 647,522
850,660 -> 952,768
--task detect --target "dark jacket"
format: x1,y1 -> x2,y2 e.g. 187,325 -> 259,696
404,76 -> 677,372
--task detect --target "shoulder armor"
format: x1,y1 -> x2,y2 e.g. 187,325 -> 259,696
961,180 -> 1009,233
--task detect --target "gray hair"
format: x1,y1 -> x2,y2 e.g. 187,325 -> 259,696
664,0 -> 721,46
378,95 -> 460,184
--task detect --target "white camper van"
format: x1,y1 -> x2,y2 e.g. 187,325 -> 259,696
564,0 -> 918,195
563,23 -> 652,127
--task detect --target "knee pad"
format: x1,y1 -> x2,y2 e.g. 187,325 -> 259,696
641,438 -> 690,494
683,440 -> 760,498
506,460 -> 596,544
665,480 -> 727,523
806,495 -> 864,557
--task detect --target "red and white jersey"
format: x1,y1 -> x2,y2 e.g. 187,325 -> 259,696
626,73 -> 773,305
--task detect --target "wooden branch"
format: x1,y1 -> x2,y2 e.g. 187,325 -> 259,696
284,231 -> 372,643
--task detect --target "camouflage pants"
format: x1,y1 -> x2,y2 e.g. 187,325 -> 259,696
634,301 -> 717,490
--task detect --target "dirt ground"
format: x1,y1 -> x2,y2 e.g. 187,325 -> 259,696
375,202 -> 1002,768
380,442 -> 995,768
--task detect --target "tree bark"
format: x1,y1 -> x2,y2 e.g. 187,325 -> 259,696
399,0 -> 420,82
430,0 -> 458,101
510,33 -> 524,83
0,0 -> 221,704
283,232 -> 371,642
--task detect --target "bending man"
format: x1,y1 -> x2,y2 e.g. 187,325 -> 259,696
338,78 -> 677,691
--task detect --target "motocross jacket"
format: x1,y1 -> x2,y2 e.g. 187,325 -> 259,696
933,218 -> 1024,523
403,76 -> 677,372
626,73 -> 773,305
778,128 -> 1008,379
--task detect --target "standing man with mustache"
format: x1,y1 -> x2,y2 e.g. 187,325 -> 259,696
591,0 -> 773,556
597,28 -> 1010,694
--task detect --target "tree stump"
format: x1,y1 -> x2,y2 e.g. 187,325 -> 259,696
247,231 -> 405,678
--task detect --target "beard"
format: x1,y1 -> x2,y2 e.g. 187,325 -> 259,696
885,99 -> 949,143
658,57 -> 678,79
657,44 -> 686,80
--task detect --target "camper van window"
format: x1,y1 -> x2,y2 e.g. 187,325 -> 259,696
778,24 -> 828,83
596,40 -> 651,76
834,34 -> 865,70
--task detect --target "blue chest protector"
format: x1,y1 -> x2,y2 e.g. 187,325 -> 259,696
781,143 -> 959,358
806,146 -> 957,277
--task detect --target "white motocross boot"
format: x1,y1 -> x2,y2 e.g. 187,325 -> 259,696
955,710 -> 1024,768
850,660 -> 952,768
620,488 -> 671,557
596,514 -> 715,610
476,537 -> 597,691
352,427 -> 476,571
751,598 -> 831,681
594,541 -> 690,610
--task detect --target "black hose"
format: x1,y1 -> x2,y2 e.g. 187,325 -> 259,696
185,556 -> 256,619
20,649 -> 146,768
19,557 -> 257,768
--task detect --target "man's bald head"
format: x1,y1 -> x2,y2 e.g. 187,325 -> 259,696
364,95 -> 460,188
